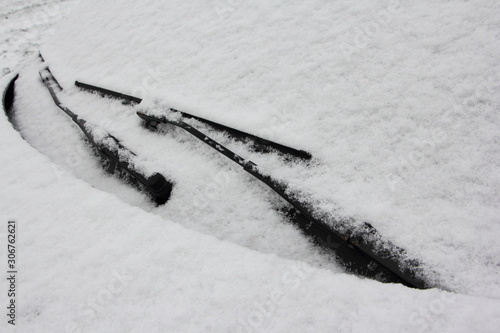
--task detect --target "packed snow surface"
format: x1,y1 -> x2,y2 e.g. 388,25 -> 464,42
1,0 -> 500,332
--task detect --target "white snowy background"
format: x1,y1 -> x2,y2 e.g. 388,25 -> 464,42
1,0 -> 499,332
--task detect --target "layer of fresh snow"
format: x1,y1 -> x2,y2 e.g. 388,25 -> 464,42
1,0 -> 500,331
42,0 -> 500,295
2,70 -> 500,332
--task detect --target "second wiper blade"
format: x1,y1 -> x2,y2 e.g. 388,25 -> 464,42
74,80 -> 312,160
137,108 -> 432,289
40,68 -> 173,205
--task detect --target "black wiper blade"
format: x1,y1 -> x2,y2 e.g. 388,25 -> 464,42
75,80 -> 312,160
39,68 -> 173,205
137,109 -> 432,289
